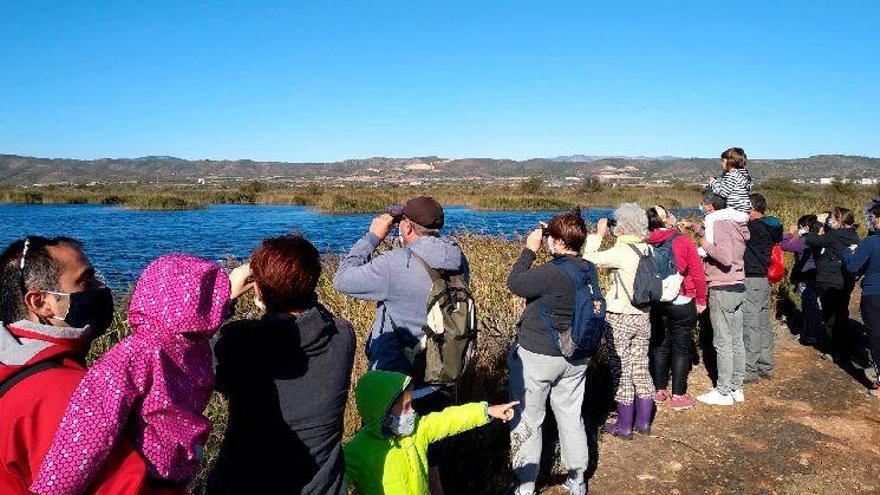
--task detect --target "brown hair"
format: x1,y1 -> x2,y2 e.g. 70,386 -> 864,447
547,208 -> 587,252
832,207 -> 856,228
251,234 -> 321,312
721,147 -> 747,169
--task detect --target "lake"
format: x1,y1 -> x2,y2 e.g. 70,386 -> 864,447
0,204 -> 695,290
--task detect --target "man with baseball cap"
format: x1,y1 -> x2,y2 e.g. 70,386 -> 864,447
333,196 -> 468,494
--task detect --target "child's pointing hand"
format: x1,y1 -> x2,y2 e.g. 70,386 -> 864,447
488,401 -> 520,423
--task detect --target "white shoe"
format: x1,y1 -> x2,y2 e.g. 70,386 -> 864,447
696,388 -> 734,406
731,389 -> 745,403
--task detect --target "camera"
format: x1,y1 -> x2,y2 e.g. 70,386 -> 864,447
606,218 -> 617,230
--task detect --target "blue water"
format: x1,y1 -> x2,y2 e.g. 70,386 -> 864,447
0,203 -> 694,290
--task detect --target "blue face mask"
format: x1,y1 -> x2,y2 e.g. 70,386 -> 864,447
385,411 -> 417,437
698,204 -> 706,215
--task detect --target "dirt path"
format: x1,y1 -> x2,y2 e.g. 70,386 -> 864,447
541,322 -> 880,495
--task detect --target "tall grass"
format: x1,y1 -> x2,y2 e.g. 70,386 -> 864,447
77,187 -> 878,493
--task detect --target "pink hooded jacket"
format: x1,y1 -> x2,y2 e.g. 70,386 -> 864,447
31,255 -> 231,495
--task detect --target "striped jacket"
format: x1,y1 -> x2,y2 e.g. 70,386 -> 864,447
711,168 -> 752,213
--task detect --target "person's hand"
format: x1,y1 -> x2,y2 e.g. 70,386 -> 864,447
709,176 -> 716,185
593,300 -> 603,314
788,225 -> 799,236
369,214 -> 396,241
229,264 -> 254,300
850,244 -> 858,252
526,227 -> 543,253
677,220 -> 694,231
487,401 -> 519,423
696,303 -> 707,315
817,212 -> 830,225
596,218 -> 609,238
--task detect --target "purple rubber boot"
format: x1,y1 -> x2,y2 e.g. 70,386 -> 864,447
634,395 -> 655,436
603,402 -> 634,439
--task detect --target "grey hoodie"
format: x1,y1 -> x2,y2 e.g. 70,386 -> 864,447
333,232 -> 469,377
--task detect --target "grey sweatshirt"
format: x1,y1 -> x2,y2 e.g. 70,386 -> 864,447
333,233 -> 469,376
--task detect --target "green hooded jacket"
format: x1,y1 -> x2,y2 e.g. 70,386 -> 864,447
344,371 -> 490,495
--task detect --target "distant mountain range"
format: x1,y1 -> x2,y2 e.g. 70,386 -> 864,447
1,153 -> 878,186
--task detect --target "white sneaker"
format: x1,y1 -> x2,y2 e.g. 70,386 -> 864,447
732,389 -> 745,403
696,388 -> 734,406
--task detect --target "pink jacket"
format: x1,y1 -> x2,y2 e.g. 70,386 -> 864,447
32,255 -> 231,495
698,220 -> 750,288
647,229 -> 708,306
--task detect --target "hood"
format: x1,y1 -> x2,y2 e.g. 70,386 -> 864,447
355,370 -> 411,433
128,254 -> 231,340
761,216 -> 782,229
647,228 -> 678,245
729,167 -> 753,187
261,304 -> 336,357
833,227 -> 861,244
0,320 -> 91,381
408,236 -> 465,271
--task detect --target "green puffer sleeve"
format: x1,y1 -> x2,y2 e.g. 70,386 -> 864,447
416,401 -> 490,445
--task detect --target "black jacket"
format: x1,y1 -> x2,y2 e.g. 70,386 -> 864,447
208,304 -> 356,495
745,216 -> 784,277
507,250 -> 600,357
804,227 -> 861,290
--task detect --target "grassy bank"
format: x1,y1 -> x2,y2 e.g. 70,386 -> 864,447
3,181 -> 878,214
73,187 -> 879,492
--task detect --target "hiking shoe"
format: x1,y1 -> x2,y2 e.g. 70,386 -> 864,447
732,389 -> 745,403
669,394 -> 696,411
653,389 -> 671,403
562,479 -> 587,495
696,388 -> 734,406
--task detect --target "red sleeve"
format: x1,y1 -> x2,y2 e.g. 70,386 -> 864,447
0,366 -> 151,495
676,236 -> 708,306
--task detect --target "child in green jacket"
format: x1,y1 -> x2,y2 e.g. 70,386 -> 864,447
344,371 -> 517,495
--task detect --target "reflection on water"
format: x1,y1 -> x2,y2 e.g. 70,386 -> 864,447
0,204 -> 697,290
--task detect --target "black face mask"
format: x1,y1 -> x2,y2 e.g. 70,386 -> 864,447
63,287 -> 115,337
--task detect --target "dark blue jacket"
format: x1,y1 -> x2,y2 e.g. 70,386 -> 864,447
844,233 -> 880,296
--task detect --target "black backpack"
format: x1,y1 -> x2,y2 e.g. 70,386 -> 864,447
616,244 -> 664,306
538,257 -> 606,360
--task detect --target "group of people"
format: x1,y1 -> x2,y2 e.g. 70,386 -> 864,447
0,147 -> 878,495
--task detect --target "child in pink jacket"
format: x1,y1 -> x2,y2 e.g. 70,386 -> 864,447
31,255 -> 233,495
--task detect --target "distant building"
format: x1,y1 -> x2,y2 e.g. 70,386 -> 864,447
859,178 -> 878,185
819,177 -> 833,185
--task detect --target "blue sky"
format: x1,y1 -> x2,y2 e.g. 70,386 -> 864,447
1,1 -> 877,161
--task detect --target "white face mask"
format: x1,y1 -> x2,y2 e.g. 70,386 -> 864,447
546,236 -> 557,255
254,288 -> 266,312
798,228 -> 808,235
385,411 -> 417,437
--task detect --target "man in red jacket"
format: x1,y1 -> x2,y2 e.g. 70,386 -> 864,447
0,236 -> 161,495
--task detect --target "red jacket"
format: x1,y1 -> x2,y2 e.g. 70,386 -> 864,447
0,320 -> 177,495
647,229 -> 708,306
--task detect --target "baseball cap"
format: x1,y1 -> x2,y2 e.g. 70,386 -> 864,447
402,196 -> 444,229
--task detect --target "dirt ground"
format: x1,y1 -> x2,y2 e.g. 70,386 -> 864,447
539,301 -> 880,495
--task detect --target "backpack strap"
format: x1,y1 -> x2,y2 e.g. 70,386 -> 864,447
0,359 -> 65,399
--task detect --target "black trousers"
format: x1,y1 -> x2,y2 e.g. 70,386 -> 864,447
817,285 -> 855,363
861,294 -> 880,380
650,300 -> 698,396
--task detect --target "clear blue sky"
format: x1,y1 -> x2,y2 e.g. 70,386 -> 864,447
1,1 -> 877,162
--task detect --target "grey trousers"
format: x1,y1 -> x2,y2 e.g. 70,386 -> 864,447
743,277 -> 774,378
708,288 -> 746,395
508,344 -> 589,494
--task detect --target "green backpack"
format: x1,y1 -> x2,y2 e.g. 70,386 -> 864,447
392,252 -> 477,385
